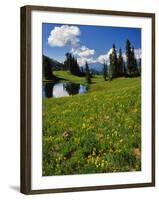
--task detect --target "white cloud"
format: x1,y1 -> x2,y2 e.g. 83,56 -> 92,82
48,25 -> 80,47
97,48 -> 113,64
71,46 -> 95,57
70,45 -> 96,66
122,53 -> 126,62
134,48 -> 141,60
77,57 -> 96,66
122,48 -> 141,62
98,48 -> 141,64
53,83 -> 69,98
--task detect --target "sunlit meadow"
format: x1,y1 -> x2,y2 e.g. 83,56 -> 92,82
42,72 -> 141,176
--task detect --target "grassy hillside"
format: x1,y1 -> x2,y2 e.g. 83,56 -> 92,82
43,71 -> 141,175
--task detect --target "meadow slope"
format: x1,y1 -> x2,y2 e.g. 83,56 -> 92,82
43,71 -> 141,175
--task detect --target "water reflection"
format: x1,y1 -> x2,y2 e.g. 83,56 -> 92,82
43,82 -> 87,98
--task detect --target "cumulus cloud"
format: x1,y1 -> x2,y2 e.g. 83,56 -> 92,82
97,48 -> 114,64
70,45 -> 96,66
97,48 -> 141,64
71,46 -> 95,57
77,57 -> 96,66
122,48 -> 141,62
48,25 -> 80,47
134,48 -> 141,60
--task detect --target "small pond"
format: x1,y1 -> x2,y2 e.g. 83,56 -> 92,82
43,82 -> 87,98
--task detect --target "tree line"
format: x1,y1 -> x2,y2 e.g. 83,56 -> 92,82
43,40 -> 141,84
63,40 -> 141,84
103,40 -> 141,81
63,54 -> 93,83
63,53 -> 84,76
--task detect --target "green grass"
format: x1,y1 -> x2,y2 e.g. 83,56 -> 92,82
43,71 -> 141,175
54,70 -> 86,84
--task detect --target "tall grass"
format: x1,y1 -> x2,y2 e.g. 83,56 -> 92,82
43,71 -> 141,175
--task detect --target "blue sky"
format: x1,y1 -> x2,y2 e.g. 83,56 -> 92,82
42,23 -> 141,66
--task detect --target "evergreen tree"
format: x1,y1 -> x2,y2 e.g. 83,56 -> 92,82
65,52 -> 71,71
108,54 -> 113,81
126,40 -> 138,77
64,53 -> 82,76
109,44 -> 118,78
70,55 -> 75,74
131,47 -> 138,75
123,62 -> 127,77
126,39 -> 132,76
43,55 -> 54,80
85,62 -> 91,84
117,48 -> 124,76
103,62 -> 108,81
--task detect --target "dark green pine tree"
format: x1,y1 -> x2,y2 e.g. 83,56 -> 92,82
108,54 -> 113,81
65,52 -> 71,71
71,55 -> 76,74
64,53 -> 81,76
125,40 -> 139,77
131,47 -> 139,76
74,57 -> 81,75
85,62 -> 91,84
43,55 -> 54,80
117,48 -> 124,77
110,44 -> 118,77
103,62 -> 108,81
123,62 -> 127,77
126,39 -> 132,76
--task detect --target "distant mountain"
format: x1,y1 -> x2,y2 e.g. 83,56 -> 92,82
88,63 -> 103,73
88,58 -> 141,73
43,55 -> 64,70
